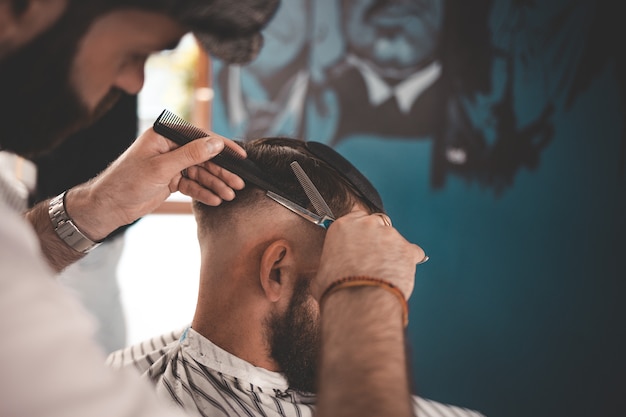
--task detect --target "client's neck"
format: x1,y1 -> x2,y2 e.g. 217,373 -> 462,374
191,273 -> 280,371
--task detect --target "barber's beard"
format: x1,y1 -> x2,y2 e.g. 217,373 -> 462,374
0,3 -> 121,159
267,277 -> 321,394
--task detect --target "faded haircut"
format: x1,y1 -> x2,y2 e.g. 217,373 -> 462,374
193,137 -> 380,231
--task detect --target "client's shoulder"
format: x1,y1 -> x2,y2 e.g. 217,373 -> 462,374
105,326 -> 187,372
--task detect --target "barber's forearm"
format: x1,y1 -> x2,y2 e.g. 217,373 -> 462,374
316,287 -> 415,417
24,184 -> 126,272
63,182 -> 128,241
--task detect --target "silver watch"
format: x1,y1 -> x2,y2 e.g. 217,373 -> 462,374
48,191 -> 102,253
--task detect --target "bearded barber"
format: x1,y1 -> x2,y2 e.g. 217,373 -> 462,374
0,1 -> 423,417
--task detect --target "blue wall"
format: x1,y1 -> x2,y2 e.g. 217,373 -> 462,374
211,1 -> 626,416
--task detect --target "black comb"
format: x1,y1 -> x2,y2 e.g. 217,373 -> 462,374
153,109 -> 287,197
305,141 -> 385,214
153,109 -> 243,157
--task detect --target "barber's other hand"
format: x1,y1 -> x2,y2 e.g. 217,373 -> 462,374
312,209 -> 425,303
65,128 -> 245,241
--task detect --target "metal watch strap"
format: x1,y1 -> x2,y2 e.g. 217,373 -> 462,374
48,191 -> 102,253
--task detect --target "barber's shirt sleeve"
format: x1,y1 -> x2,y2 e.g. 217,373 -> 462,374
0,201 -> 185,417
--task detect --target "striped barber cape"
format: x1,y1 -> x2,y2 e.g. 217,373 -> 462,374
106,326 -> 485,417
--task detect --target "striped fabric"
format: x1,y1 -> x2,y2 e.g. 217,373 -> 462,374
107,326 -> 485,417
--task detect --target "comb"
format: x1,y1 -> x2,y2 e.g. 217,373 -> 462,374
153,109 -> 286,197
304,141 -> 385,214
290,161 -> 335,219
153,109 -> 242,157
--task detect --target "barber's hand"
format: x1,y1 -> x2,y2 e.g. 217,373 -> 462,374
177,139 -> 246,206
312,209 -> 426,302
65,128 -> 245,241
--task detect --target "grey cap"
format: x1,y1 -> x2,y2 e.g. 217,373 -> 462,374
172,0 -> 280,64
106,0 -> 280,64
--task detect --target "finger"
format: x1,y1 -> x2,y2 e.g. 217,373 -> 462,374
154,128 -> 246,158
330,207 -> 370,225
348,205 -> 371,216
411,243 -> 427,265
220,135 -> 247,159
156,136 -> 226,179
372,212 -> 392,226
201,160 -> 246,190
178,177 -> 224,206
186,165 -> 237,201
360,212 -> 393,228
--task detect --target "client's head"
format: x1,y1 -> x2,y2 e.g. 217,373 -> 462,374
191,137 -> 382,394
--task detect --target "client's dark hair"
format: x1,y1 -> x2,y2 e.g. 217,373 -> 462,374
193,137 -> 380,231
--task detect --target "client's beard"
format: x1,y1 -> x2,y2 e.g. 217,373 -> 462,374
267,277 -> 321,394
0,3 -> 122,158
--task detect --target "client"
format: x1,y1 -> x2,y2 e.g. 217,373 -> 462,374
107,137 -> 484,417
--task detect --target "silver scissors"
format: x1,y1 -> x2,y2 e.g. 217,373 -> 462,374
265,161 -> 335,229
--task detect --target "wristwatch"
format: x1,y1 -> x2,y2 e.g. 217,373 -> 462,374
48,191 -> 102,253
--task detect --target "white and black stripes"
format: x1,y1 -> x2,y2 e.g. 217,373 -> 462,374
107,327 -> 485,417
415,397 -> 485,417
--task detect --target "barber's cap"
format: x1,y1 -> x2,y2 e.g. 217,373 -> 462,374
111,0 -> 280,64
172,0 -> 280,64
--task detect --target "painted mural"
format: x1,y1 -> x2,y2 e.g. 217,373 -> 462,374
211,1 -> 625,416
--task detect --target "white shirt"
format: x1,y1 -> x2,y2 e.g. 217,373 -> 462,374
0,152 -> 36,211
346,54 -> 442,114
107,326 -> 486,417
0,153 -> 187,417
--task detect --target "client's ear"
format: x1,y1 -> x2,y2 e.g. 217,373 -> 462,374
259,239 -> 293,303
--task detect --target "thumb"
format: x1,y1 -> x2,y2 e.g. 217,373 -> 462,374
160,136 -> 225,176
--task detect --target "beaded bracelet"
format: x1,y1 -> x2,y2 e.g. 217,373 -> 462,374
319,276 -> 409,327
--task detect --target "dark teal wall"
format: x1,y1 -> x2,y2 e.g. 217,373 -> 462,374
211,1 -> 626,416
